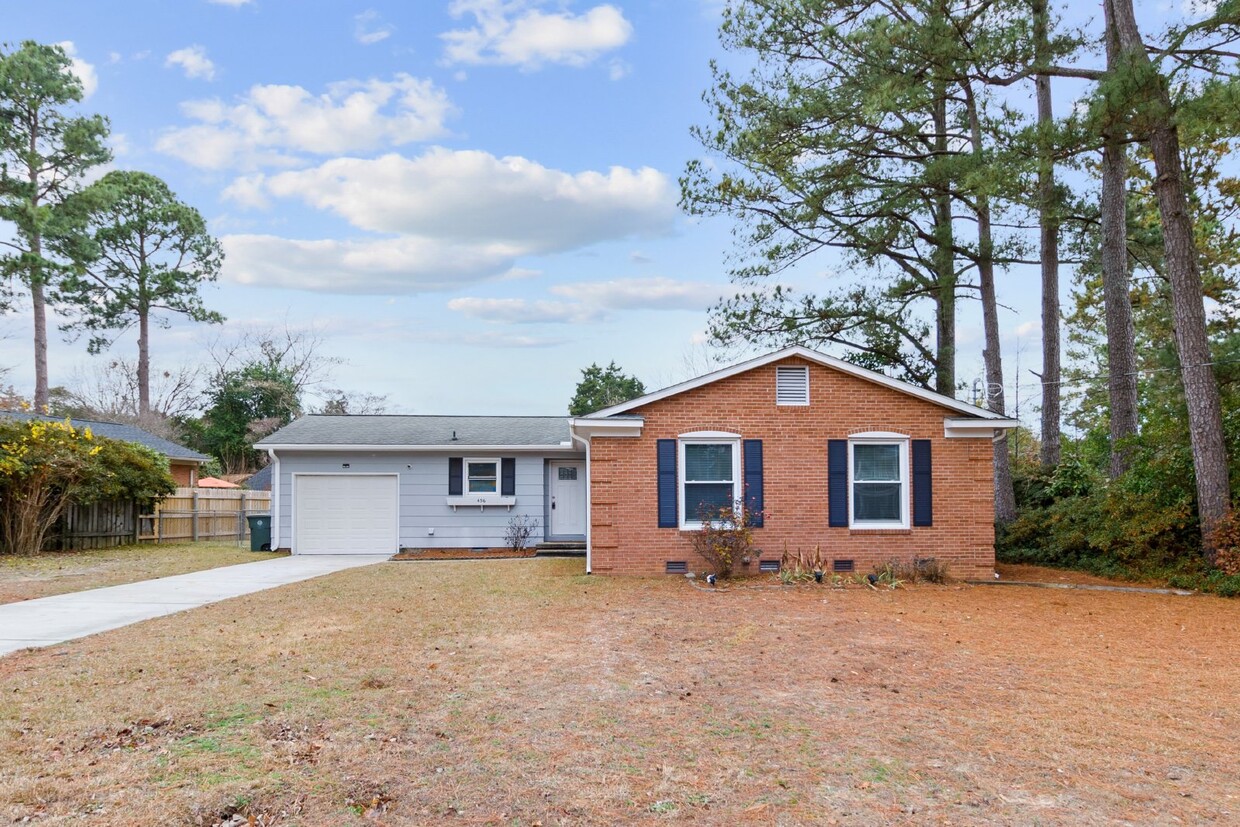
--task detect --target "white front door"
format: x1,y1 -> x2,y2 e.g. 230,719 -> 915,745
548,461 -> 586,538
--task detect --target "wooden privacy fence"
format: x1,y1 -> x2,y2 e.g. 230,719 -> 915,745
139,488 -> 272,544
42,488 -> 272,551
51,499 -> 138,551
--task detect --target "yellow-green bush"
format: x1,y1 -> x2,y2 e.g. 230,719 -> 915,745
0,418 -> 175,555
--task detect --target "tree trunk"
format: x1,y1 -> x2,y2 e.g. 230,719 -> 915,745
31,261 -> 49,411
1099,3 -> 1139,478
28,121 -> 49,411
1108,0 -> 1231,551
932,91 -> 957,397
1033,0 -> 1061,469
1100,139 -> 1140,477
138,309 -> 150,416
963,84 -> 1017,524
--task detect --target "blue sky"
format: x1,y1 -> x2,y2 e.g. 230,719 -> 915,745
0,1 -> 1196,419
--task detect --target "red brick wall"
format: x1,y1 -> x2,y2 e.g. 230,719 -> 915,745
588,357 -> 996,579
170,461 -> 197,487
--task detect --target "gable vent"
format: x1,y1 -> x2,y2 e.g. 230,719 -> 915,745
666,561 -> 688,574
776,366 -> 810,406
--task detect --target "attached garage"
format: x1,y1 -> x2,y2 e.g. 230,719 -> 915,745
293,474 -> 399,555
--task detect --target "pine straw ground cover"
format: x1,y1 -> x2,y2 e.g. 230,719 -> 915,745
0,543 -> 286,604
0,559 -> 1236,826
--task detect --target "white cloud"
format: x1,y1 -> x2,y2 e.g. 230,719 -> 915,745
165,45 -> 216,81
608,58 -> 631,81
413,329 -> 568,348
109,132 -> 131,157
449,277 -> 722,327
551,277 -> 723,311
156,74 -> 454,170
498,267 -> 542,281
220,174 -> 270,209
57,42 -> 97,99
447,297 -> 602,324
257,149 -> 675,249
220,234 -> 521,294
220,151 -> 676,295
442,0 -> 632,70
1182,0 -> 1219,19
354,9 -> 394,44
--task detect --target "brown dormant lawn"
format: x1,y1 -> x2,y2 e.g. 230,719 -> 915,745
0,543 -> 286,605
1,558 -> 1236,825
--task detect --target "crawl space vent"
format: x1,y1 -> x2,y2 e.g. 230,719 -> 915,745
665,561 -> 688,574
759,559 -> 781,573
832,559 -> 855,573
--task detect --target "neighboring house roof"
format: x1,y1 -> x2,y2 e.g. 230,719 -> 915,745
256,415 -> 575,449
244,464 -> 273,491
584,345 -> 1017,423
0,410 -> 209,462
197,476 -> 240,489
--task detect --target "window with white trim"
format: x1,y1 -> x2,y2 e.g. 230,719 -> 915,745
776,366 -> 810,405
679,439 -> 740,528
465,458 -> 499,493
849,439 -> 908,528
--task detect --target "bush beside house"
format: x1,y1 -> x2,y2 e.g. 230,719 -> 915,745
0,418 -> 175,555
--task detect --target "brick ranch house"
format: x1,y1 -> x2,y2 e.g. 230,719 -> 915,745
256,347 -> 1015,578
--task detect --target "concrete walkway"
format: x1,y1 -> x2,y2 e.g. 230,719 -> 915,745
0,555 -> 389,656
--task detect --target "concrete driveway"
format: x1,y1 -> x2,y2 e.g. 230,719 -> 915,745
0,554 -> 388,657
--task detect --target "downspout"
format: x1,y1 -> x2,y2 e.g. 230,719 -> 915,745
267,448 -> 281,552
569,424 -> 592,574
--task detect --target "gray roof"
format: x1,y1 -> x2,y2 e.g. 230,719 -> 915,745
256,414 -> 573,447
244,464 -> 273,491
0,411 -> 209,462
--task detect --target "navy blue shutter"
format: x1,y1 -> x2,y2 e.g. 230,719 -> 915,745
448,457 -> 463,495
656,439 -> 678,528
828,440 -> 849,527
501,458 -> 516,496
743,439 -> 764,527
912,440 -> 932,526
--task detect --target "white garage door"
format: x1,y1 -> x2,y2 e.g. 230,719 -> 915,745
294,474 -> 398,555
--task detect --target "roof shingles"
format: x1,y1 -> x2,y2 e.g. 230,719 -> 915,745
256,415 -> 572,447
0,411 -> 208,461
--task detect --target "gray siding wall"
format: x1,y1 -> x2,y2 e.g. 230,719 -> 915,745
273,450 -> 583,550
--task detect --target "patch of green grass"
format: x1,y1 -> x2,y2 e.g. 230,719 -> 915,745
865,758 -> 912,787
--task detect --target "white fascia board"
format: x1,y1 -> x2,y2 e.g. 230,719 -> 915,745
944,417 -> 1020,438
584,345 -> 1009,422
255,443 -> 583,452
568,417 -> 644,440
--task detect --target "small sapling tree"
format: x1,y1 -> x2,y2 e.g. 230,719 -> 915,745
688,500 -> 762,578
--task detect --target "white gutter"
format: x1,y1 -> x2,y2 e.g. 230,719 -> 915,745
567,417 -> 644,439
569,426 -> 592,574
267,448 -> 280,551
254,443 -> 581,452
943,417 -> 1020,438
